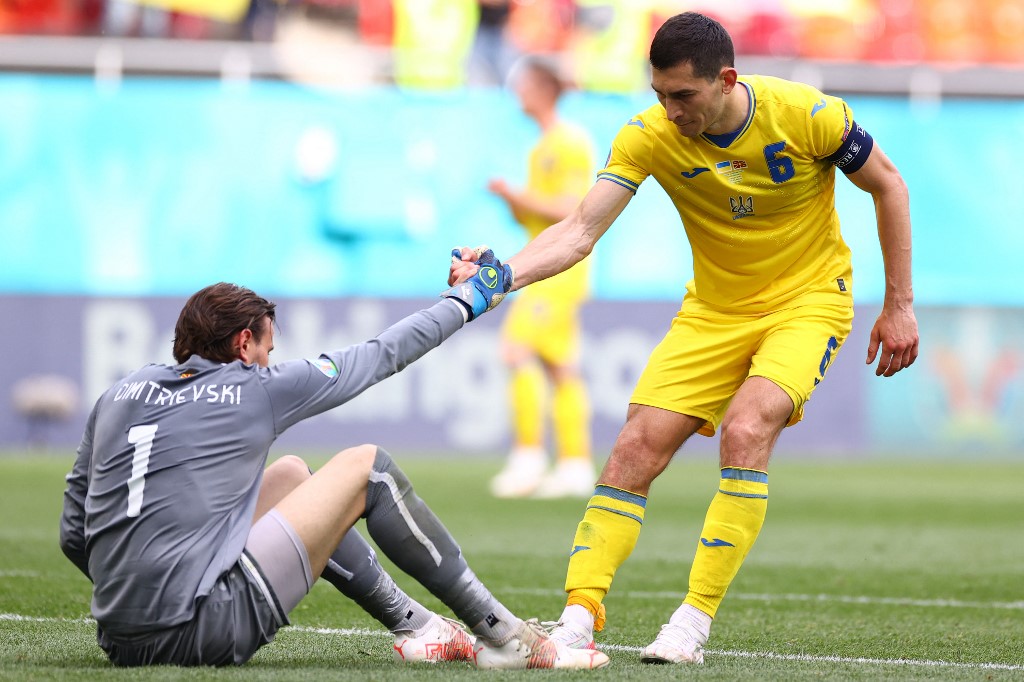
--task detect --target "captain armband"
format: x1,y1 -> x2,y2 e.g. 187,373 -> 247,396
825,120 -> 874,174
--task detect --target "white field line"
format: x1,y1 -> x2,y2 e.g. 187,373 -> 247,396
598,643 -> 1024,672
3,612 -> 1022,672
498,586 -> 1024,610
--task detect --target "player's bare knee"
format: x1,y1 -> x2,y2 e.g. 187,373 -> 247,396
607,430 -> 672,483
719,418 -> 771,469
622,423 -> 675,464
331,444 -> 378,478
267,455 -> 311,487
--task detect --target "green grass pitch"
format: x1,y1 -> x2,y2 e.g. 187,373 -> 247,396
1,451 -> 1022,680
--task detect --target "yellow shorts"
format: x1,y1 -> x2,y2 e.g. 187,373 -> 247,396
501,288 -> 585,366
631,299 -> 854,436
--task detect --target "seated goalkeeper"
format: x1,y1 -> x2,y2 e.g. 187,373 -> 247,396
58,262 -> 607,671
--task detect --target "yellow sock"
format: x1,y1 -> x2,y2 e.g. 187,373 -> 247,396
552,376 -> 591,461
565,485 -> 646,631
684,468 -> 768,618
509,363 -> 546,448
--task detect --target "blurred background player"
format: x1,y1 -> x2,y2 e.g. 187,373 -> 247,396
486,56 -> 597,499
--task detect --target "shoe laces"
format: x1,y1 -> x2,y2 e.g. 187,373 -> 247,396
538,619 -> 593,648
539,619 -> 584,636
435,616 -> 475,660
538,619 -> 562,634
517,619 -> 559,668
438,615 -> 472,636
653,622 -> 703,654
521,618 -> 549,640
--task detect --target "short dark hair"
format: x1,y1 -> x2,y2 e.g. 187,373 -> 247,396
172,283 -> 276,364
520,56 -> 564,100
649,12 -> 734,81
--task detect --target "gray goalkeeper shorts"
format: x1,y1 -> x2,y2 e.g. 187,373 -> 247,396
98,509 -> 314,667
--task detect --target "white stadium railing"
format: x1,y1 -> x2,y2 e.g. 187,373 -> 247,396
1,34 -> 1023,97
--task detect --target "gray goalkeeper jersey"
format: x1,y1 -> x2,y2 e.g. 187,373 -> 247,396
60,300 -> 466,637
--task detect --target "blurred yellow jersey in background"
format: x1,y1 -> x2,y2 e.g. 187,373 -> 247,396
524,120 -> 598,301
503,121 -> 594,365
599,75 -> 856,314
520,121 -> 594,302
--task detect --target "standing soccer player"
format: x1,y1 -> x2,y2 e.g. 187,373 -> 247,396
487,57 -> 598,499
450,12 -> 919,664
60,272 -> 608,671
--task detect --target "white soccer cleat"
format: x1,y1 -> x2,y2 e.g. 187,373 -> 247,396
639,621 -> 706,665
531,458 -> 597,499
490,447 -> 548,498
542,619 -> 596,650
473,619 -> 610,670
392,614 -> 476,663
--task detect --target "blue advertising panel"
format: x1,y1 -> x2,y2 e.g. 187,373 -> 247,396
1,75 -> 1021,305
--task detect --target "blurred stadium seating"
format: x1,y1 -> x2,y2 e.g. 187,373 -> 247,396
2,0 -> 1023,63
1,1 -> 1022,455
2,1 -> 1024,73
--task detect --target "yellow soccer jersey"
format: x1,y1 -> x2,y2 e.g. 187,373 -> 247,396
522,121 -> 595,301
522,122 -> 595,237
599,75 -> 856,313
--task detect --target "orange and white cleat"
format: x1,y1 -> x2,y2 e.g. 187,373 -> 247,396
392,614 -> 476,663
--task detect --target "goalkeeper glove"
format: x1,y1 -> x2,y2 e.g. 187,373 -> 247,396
442,247 -> 514,321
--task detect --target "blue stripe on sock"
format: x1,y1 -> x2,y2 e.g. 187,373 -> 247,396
719,489 -> 769,499
594,484 -> 647,508
721,468 -> 768,484
587,504 -> 644,524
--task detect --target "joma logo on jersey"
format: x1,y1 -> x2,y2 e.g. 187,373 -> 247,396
729,195 -> 754,219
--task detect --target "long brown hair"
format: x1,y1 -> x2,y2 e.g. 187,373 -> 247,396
172,283 -> 276,364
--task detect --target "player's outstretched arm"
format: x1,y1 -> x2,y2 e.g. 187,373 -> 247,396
846,145 -> 920,377
268,249 -> 515,432
449,179 -> 633,292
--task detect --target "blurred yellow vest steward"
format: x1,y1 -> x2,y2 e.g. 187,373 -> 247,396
572,0 -> 653,94
133,0 -> 249,23
393,0 -> 479,90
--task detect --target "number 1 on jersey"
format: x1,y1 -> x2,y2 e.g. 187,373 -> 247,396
126,424 -> 158,518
